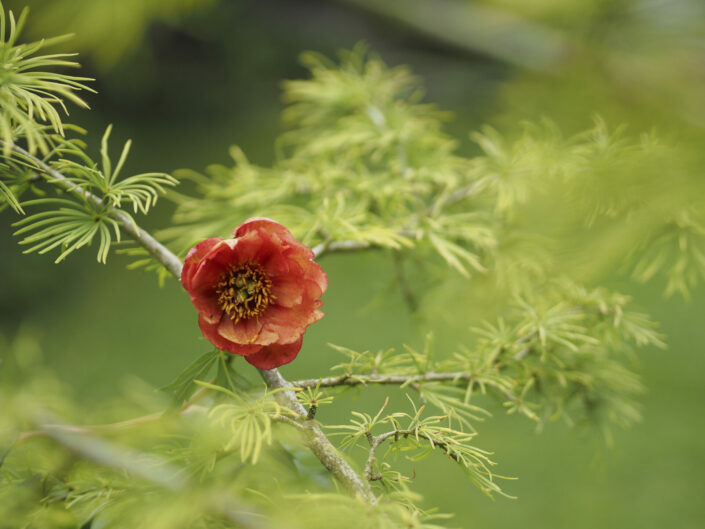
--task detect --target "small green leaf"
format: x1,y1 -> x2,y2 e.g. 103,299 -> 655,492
160,349 -> 220,403
0,179 -> 23,213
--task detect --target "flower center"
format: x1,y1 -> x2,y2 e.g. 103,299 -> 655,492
215,262 -> 274,321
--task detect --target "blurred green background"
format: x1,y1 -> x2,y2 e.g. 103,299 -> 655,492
1,0 -> 704,527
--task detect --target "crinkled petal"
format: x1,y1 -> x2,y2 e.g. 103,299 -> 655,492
303,276 -> 326,302
189,239 -> 238,292
236,218 -> 318,264
244,337 -> 303,369
229,229 -> 268,263
307,263 -> 328,294
190,292 -> 221,324
263,249 -> 300,278
234,217 -> 296,242
181,237 -> 222,291
260,302 -> 324,344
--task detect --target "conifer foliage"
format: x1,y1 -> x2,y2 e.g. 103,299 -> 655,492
0,2 -> 699,528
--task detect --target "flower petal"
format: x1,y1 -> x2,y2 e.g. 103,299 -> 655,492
244,337 -> 303,369
234,217 -> 296,243
181,237 -> 222,291
260,301 -> 324,344
307,264 -> 328,295
189,239 -> 238,292
272,276 -> 305,308
218,317 -> 263,344
190,291 -> 221,324
229,229 -> 268,263
198,314 -> 263,355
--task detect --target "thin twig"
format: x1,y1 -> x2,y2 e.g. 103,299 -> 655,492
270,414 -> 306,430
312,239 -> 374,259
391,250 -> 418,312
364,428 -> 461,481
512,331 -> 536,361
292,371 -> 474,389
291,370 -> 518,404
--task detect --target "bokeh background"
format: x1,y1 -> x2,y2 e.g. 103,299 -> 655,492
1,1 -> 704,527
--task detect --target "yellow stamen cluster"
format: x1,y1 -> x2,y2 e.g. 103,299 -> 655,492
216,262 -> 274,321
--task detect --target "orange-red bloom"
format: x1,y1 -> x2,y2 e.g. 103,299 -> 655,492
181,218 -> 327,369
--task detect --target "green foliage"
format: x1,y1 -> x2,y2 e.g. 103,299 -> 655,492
632,209 -> 705,298
0,1 -> 92,157
12,197 -> 119,263
0,2 -> 177,264
160,48 -> 705,299
94,125 -> 177,214
199,380 -> 295,464
5,128 -> 177,263
297,381 -> 335,418
160,349 -> 220,404
0,337 -> 450,529
332,397 -> 510,498
473,281 -> 664,434
115,245 -> 173,286
161,45 -> 492,280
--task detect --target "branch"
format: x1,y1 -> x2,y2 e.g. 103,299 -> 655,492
4,141 -> 183,278
290,371 -> 519,402
364,428 -> 459,481
7,143 -> 377,505
292,371 -> 473,389
257,368 -> 376,503
312,239 -> 375,259
290,371 -> 517,401
291,371 -> 518,405
392,250 -> 418,312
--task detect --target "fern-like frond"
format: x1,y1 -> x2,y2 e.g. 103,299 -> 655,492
12,197 -> 119,263
0,1 -> 93,156
633,210 -> 705,298
0,173 -> 23,212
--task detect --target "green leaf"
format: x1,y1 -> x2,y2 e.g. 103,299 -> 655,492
0,179 -> 23,213
428,232 -> 485,277
12,198 -> 119,263
0,1 -> 93,157
159,349 -> 220,404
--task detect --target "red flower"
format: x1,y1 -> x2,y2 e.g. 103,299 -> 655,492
181,218 -> 327,369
